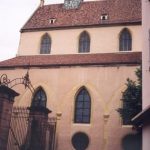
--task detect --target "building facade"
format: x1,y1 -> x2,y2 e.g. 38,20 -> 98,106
132,1 -> 150,150
142,0 -> 150,149
142,0 -> 150,108
0,0 -> 142,150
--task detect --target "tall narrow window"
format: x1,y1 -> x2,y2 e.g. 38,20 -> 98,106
79,31 -> 90,53
74,87 -> 91,123
40,33 -> 51,54
32,87 -> 47,107
119,28 -> 132,51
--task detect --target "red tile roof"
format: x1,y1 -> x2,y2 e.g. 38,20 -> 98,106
0,52 -> 141,68
21,0 -> 141,32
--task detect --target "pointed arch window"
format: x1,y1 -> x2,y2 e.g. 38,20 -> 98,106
74,88 -> 91,123
79,31 -> 90,53
119,28 -> 132,51
32,87 -> 47,107
40,33 -> 51,54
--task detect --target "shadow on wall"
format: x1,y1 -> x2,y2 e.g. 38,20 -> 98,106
122,132 -> 142,150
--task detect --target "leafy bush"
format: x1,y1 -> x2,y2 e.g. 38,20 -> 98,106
117,67 -> 142,125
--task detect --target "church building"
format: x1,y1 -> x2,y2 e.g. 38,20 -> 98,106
0,0 -> 142,150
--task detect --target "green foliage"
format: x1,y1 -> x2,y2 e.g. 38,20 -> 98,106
117,67 -> 142,125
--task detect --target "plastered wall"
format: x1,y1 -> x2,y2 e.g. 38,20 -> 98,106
142,0 -> 150,150
18,25 -> 142,56
142,0 -> 150,108
0,64 -> 139,150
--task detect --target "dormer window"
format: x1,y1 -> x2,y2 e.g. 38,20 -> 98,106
49,18 -> 56,24
100,14 -> 108,20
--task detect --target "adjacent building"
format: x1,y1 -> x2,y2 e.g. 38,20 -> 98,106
132,0 -> 150,150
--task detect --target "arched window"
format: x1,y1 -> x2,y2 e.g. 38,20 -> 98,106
74,87 -> 91,123
119,28 -> 132,51
79,31 -> 90,53
40,33 -> 51,54
31,87 -> 47,107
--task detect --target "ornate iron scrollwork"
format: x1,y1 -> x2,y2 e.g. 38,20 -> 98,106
22,71 -> 34,93
0,71 -> 34,93
0,74 -> 10,86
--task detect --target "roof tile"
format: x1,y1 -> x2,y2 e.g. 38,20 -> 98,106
21,0 -> 141,31
0,52 -> 142,68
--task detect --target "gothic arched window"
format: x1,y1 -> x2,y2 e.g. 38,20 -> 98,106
74,87 -> 91,123
79,31 -> 90,53
40,33 -> 51,54
119,28 -> 132,51
32,87 -> 47,107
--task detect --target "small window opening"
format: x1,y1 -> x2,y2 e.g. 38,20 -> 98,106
101,14 -> 108,20
49,18 -> 56,24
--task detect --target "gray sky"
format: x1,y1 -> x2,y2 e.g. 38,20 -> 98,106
0,0 -> 63,61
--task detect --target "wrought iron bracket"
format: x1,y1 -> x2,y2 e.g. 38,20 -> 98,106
0,71 -> 34,93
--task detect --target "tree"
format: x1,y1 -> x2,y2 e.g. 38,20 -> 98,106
117,67 -> 142,125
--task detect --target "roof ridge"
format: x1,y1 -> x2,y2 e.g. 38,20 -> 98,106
44,0 -> 106,6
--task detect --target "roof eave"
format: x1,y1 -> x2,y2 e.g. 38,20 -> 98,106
0,61 -> 141,69
20,21 -> 141,33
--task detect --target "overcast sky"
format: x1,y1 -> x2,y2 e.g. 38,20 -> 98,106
0,0 -> 64,61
